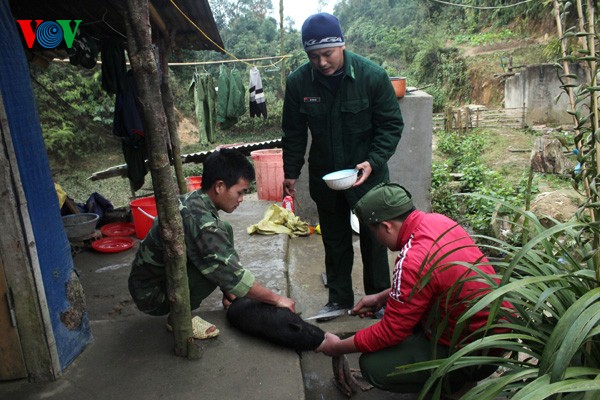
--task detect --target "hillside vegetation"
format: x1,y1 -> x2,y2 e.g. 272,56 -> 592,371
37,0 -> 559,166
40,0 -> 561,209
38,2 -> 600,398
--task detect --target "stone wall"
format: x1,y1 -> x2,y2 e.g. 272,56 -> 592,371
505,63 -> 587,126
293,90 -> 433,224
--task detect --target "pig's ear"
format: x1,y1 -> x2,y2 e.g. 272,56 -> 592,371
288,322 -> 302,332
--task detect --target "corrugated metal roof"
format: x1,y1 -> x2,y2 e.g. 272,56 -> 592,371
8,0 -> 224,56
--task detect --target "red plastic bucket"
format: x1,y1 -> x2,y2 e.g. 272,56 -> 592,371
250,149 -> 284,201
129,196 -> 157,239
185,176 -> 202,192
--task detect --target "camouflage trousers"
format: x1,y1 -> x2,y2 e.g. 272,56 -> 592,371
128,267 -> 218,316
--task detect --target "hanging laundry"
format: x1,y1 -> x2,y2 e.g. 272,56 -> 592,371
227,67 -> 246,119
113,70 -> 147,191
217,65 -> 246,129
101,38 -> 127,94
217,64 -> 230,126
205,74 -> 218,142
189,71 -> 217,145
66,30 -> 99,69
249,67 -> 267,118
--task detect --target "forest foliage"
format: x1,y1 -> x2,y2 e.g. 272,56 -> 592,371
32,0 -> 556,163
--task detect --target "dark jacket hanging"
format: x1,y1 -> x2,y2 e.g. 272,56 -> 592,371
113,70 -> 147,191
101,38 -> 127,95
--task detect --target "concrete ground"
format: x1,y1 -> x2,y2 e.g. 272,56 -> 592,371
0,194 -> 415,400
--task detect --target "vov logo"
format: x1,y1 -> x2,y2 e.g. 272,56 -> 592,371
16,20 -> 82,49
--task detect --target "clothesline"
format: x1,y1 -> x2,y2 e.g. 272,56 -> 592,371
54,54 -> 290,67
169,55 -> 291,66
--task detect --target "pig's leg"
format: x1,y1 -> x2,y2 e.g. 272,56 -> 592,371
349,368 -> 374,392
332,355 -> 374,396
332,355 -> 354,397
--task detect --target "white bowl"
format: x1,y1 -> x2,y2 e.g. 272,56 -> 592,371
350,211 -> 360,234
322,169 -> 358,190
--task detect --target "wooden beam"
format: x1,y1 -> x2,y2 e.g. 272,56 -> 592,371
149,2 -> 169,39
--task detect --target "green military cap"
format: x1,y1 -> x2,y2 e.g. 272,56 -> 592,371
353,183 -> 413,224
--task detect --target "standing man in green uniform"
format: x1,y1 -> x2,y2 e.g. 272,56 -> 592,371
129,149 -> 296,338
281,13 -> 404,320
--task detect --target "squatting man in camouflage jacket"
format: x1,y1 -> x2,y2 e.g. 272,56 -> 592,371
128,148 -> 296,339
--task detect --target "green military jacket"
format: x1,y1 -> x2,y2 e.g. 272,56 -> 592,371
282,50 -> 404,208
129,191 -> 255,297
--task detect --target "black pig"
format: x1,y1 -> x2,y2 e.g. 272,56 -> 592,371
226,297 -> 325,353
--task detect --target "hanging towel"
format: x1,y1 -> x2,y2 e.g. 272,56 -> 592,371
249,67 -> 267,118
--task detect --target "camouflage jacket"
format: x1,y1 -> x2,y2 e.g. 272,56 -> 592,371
129,191 -> 255,297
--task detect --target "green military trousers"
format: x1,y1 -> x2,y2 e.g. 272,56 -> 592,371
359,330 -> 498,394
317,189 -> 390,306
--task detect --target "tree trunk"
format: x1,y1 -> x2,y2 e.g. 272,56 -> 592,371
123,0 -> 199,359
158,36 -> 186,195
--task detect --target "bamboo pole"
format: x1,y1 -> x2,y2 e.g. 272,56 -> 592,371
553,0 -> 577,118
584,0 -> 600,280
585,0 -> 599,185
553,0 -> 592,204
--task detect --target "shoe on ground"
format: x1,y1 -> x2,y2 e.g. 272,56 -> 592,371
372,305 -> 385,319
166,315 -> 220,339
316,302 -> 353,322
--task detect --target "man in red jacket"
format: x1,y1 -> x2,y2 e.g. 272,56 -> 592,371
316,183 -> 509,393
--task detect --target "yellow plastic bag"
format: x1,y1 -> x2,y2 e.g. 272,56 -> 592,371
247,204 -> 311,238
55,182 -> 67,209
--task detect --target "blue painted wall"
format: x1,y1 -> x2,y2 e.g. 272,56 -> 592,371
0,0 -> 91,370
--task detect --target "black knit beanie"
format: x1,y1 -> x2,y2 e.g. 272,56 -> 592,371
301,12 -> 345,52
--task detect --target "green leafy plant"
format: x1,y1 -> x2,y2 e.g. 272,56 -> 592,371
453,29 -> 517,46
404,2 -> 600,398
32,63 -> 115,163
394,203 -> 600,399
432,130 -> 520,235
431,162 -> 460,219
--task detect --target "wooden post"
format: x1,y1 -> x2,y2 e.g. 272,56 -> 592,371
124,0 -> 199,359
444,107 -> 452,131
465,107 -> 471,130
